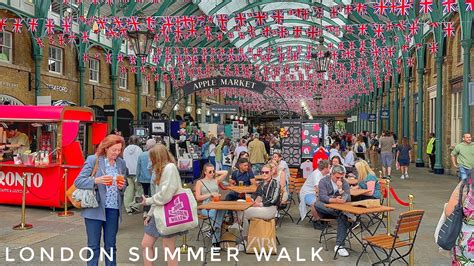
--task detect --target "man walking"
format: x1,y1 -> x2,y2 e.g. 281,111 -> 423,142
379,131 -> 396,178
248,133 -> 268,174
451,133 -> 474,181
123,135 -> 143,214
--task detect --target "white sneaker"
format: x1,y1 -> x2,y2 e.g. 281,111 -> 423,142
400,175 -> 405,180
405,174 -> 409,179
334,245 -> 349,257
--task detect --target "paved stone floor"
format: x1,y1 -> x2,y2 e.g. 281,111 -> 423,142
0,165 -> 457,265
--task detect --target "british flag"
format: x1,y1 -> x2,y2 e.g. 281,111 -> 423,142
419,0 -> 433,13
216,14 -> 229,31
234,13 -> 246,27
396,0 -> 412,16
28,18 -> 39,33
13,18 -> 22,33
253,12 -> 267,26
374,0 -> 388,15
272,10 -> 284,25
442,0 -> 456,13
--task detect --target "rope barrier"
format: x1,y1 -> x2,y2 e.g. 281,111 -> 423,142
389,187 -> 410,207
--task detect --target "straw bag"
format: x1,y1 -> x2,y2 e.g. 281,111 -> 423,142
67,159 -> 99,209
153,187 -> 198,235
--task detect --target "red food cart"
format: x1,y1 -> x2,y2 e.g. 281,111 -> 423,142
0,106 -> 107,208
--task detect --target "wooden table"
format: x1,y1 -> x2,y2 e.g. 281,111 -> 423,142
324,203 -> 395,259
198,201 -> 254,211
227,185 -> 258,194
198,201 -> 254,262
254,175 -> 265,180
350,188 -> 370,197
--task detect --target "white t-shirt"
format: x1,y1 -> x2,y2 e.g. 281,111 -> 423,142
300,169 -> 324,197
300,160 -> 314,178
209,144 -> 216,156
234,145 -> 248,158
344,151 -> 355,167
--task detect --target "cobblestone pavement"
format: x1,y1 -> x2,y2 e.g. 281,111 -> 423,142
0,166 -> 456,265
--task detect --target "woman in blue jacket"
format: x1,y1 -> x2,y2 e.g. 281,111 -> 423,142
74,134 -> 128,266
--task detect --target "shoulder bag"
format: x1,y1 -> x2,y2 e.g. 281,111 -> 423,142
436,182 -> 467,250
68,158 -> 100,209
153,172 -> 198,235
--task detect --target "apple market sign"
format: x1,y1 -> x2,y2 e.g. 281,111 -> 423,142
183,77 -> 266,95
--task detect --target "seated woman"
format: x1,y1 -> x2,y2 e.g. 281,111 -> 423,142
352,160 -> 381,200
240,164 -> 280,246
269,159 -> 288,203
194,163 -> 228,247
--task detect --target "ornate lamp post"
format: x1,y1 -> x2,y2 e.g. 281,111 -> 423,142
311,36 -> 331,73
127,19 -> 154,121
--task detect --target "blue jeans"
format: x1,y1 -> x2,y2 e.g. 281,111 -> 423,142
209,156 -> 216,167
459,166 -> 470,181
314,201 -> 350,246
84,208 -> 119,266
201,208 -> 225,244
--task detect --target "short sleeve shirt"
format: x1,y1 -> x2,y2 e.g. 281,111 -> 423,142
104,158 -> 120,209
358,174 -> 381,199
231,170 -> 254,186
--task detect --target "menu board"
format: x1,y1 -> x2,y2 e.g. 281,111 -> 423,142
77,123 -> 87,153
280,120 -> 301,167
301,123 -> 320,158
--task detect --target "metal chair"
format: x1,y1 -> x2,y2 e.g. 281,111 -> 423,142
356,210 -> 425,265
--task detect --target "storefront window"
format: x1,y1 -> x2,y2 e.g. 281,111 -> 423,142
451,91 -> 462,145
48,46 -> 63,74
160,80 -> 166,98
119,71 -> 127,89
89,59 -> 99,82
142,76 -> 149,95
0,31 -> 12,62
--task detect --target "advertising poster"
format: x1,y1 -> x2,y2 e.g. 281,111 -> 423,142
301,123 -> 320,158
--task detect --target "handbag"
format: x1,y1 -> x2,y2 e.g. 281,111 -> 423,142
246,219 -> 277,254
68,158 -> 100,209
153,187 -> 198,235
434,203 -> 448,243
223,153 -> 232,166
437,182 -> 467,250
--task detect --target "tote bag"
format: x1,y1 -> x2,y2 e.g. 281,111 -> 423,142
153,187 -> 198,235
437,182 -> 466,250
246,219 -> 277,254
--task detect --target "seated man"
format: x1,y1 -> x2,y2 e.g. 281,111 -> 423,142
314,165 -> 352,257
225,158 -> 255,201
298,159 -> 330,230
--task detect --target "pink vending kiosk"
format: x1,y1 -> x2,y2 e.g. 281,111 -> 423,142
0,106 -> 107,208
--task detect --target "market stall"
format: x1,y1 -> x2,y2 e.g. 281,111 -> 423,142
0,106 -> 107,208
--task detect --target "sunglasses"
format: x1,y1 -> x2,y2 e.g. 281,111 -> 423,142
261,171 -> 270,174
207,170 -> 215,174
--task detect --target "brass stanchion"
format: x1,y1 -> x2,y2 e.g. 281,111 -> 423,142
386,179 -> 391,235
379,170 -> 383,179
58,169 -> 74,217
408,194 -> 414,266
13,173 -> 33,230
179,182 -> 194,254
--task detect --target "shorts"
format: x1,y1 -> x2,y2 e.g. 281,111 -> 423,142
144,215 -> 187,238
459,166 -> 471,181
381,152 -> 393,167
304,194 -> 317,206
398,158 -> 409,166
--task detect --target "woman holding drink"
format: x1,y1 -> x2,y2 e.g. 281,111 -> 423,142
74,134 -> 128,266
194,163 -> 228,247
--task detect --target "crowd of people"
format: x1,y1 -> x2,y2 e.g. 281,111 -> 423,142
73,128 -> 473,265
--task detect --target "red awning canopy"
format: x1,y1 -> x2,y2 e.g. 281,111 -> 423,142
0,106 -> 94,122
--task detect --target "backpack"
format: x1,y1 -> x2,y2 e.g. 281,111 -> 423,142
357,144 -> 364,153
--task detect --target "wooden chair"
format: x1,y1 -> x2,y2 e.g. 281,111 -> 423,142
356,210 -> 425,266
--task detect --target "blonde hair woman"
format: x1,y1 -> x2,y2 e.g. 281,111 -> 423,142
269,159 -> 288,203
353,160 -> 381,200
140,144 -> 181,266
